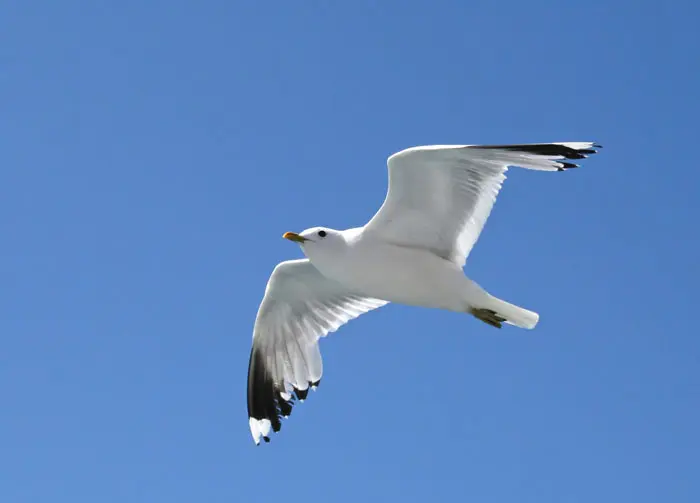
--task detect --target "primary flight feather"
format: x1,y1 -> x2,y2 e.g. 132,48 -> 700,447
247,142 -> 601,444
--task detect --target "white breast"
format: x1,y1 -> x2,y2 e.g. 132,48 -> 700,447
306,236 -> 470,312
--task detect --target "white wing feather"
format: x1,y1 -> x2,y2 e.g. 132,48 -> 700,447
247,259 -> 387,444
363,143 -> 598,267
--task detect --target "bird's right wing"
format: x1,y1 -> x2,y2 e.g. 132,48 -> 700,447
247,259 -> 388,444
363,143 -> 600,268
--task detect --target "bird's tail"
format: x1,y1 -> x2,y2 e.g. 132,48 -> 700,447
464,280 -> 539,329
481,295 -> 539,329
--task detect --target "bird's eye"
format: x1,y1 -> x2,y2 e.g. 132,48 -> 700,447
318,230 -> 327,238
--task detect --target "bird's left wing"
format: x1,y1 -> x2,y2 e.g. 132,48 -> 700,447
363,143 -> 599,268
247,258 -> 388,444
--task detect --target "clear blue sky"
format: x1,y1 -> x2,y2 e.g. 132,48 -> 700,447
2,1 -> 699,502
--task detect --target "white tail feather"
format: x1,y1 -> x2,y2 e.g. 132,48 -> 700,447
485,295 -> 539,329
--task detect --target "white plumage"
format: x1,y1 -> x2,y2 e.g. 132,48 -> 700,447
247,142 -> 600,444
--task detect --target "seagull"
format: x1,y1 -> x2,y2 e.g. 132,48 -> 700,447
247,142 -> 600,444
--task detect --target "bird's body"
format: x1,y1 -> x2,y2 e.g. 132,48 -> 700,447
247,142 -> 601,444
304,227 -> 470,311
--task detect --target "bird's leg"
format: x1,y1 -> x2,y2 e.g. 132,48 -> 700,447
470,308 -> 507,329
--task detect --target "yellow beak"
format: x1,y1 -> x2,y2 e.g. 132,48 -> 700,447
283,232 -> 307,243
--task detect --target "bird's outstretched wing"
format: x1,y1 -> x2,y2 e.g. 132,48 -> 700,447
247,259 -> 388,444
363,142 -> 600,268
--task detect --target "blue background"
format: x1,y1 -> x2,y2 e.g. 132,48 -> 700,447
2,1 -> 699,502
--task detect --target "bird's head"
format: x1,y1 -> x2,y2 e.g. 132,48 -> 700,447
282,227 -> 346,260
282,227 -> 341,245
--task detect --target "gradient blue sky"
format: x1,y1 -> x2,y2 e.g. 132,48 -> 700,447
2,1 -> 699,502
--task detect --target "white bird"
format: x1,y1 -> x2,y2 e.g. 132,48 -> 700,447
247,142 -> 600,444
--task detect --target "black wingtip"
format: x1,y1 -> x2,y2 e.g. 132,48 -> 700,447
559,162 -> 580,170
294,386 -> 309,401
247,346 -> 322,444
247,347 -> 284,435
473,143 -> 601,160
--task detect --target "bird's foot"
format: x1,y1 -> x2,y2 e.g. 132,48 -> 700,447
470,308 -> 506,329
